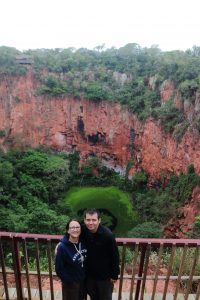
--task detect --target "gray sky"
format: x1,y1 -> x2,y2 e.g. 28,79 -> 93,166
1,0 -> 200,51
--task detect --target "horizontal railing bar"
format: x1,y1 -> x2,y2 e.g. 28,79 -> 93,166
1,269 -> 200,281
1,232 -> 200,247
122,275 -> 200,280
0,232 -> 60,242
116,237 -> 200,247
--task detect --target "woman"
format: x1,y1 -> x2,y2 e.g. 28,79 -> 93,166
55,219 -> 87,300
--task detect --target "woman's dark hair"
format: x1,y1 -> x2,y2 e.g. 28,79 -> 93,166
65,218 -> 81,231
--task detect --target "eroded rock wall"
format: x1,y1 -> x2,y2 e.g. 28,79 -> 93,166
0,71 -> 200,179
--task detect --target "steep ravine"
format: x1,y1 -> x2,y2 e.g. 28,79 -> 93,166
0,70 -> 200,237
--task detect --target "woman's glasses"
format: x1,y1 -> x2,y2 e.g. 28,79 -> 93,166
69,226 -> 81,230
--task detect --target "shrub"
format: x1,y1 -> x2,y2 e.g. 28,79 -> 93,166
166,167 -> 200,204
178,79 -> 199,102
189,215 -> 200,238
153,100 -> 184,133
63,186 -> 138,236
37,75 -> 68,96
172,121 -> 189,143
127,221 -> 163,238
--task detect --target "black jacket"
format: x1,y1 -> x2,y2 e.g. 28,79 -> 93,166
81,224 -> 120,280
55,235 -> 87,283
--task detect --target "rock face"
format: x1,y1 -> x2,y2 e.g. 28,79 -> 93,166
159,79 -> 175,103
0,70 -> 200,236
1,70 -> 200,178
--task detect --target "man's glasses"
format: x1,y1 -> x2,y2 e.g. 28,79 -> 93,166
69,226 -> 81,230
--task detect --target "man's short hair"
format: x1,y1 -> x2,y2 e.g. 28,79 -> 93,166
84,208 -> 101,219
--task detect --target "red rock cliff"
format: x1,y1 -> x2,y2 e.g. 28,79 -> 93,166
0,70 -> 200,179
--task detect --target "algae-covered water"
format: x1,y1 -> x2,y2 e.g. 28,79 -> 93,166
63,186 -> 138,236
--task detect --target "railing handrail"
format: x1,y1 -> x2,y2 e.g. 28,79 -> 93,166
0,231 -> 200,246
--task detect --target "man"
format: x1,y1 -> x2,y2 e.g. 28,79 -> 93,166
81,208 -> 120,300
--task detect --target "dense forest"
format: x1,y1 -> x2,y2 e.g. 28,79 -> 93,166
1,44 -> 200,237
0,148 -> 200,237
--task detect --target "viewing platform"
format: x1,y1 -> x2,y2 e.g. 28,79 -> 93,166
0,232 -> 199,300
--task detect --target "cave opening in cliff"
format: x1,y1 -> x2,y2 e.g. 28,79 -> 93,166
77,116 -> 85,134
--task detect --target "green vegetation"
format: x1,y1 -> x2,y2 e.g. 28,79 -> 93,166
166,164 -> 200,204
0,148 -> 199,238
172,121 -> 189,143
0,130 -> 6,138
63,186 -> 137,236
152,100 -> 184,133
163,247 -> 200,278
0,46 -> 27,75
132,165 -> 200,227
0,149 -> 70,234
37,75 -> 68,96
127,221 -> 163,238
189,215 -> 200,238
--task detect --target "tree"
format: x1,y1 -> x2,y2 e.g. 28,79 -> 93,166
127,221 -> 163,238
26,201 -> 69,234
153,100 -> 183,133
85,82 -> 108,101
0,46 -> 27,75
134,189 -> 178,224
132,171 -> 148,191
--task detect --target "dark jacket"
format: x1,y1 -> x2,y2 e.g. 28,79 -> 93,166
55,235 -> 87,283
81,224 -> 120,280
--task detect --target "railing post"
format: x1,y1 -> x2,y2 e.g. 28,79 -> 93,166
12,236 -> 23,300
140,243 -> 151,299
135,245 -> 146,300
47,240 -> 55,300
22,238 -> 32,300
0,237 -> 10,300
129,243 -> 139,300
118,243 -> 126,300
35,238 -> 43,300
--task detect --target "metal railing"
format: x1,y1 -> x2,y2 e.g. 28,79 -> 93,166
0,232 -> 200,300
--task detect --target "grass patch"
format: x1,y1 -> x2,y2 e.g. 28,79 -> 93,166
63,186 -> 137,236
